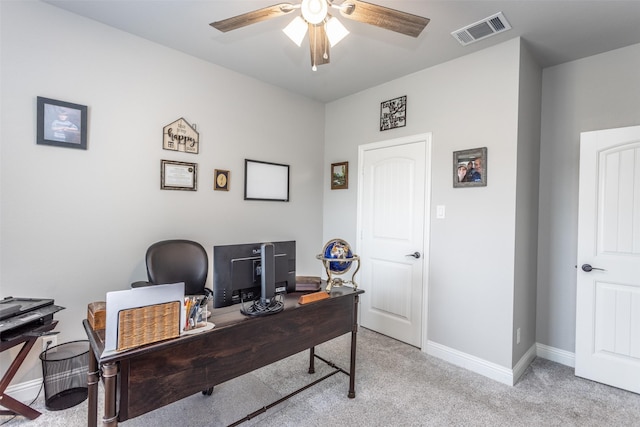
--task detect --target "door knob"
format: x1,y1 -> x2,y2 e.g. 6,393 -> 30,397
581,264 -> 605,272
405,252 -> 421,259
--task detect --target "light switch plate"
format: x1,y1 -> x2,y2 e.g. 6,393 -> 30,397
436,205 -> 445,219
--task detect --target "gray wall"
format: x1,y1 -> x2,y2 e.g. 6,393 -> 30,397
1,1 -> 325,382
536,42 -> 640,354
513,43 -> 542,363
3,0 -> 639,392
324,38 -> 534,370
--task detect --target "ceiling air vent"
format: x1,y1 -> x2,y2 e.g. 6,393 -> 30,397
451,12 -> 511,46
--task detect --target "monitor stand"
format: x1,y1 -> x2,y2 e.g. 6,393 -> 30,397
260,242 -> 276,305
240,243 -> 284,317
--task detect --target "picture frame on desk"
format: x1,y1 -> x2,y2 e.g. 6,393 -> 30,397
36,96 -> 88,150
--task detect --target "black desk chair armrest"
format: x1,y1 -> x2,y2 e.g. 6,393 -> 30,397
131,281 -> 153,288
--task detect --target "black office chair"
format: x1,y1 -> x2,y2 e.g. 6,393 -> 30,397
132,239 -> 214,396
132,239 -> 212,298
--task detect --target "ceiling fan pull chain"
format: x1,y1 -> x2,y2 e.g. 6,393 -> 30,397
323,36 -> 328,60
312,24 -> 318,71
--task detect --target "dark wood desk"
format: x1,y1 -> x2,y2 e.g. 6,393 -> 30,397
84,288 -> 362,426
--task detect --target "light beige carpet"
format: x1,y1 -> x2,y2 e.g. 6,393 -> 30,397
3,328 -> 640,426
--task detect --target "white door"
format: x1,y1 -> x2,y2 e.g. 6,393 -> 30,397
357,134 -> 430,347
575,125 -> 640,393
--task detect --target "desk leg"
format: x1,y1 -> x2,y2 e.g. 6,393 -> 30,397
308,347 -> 315,374
87,350 -> 99,427
102,363 -> 118,427
0,338 -> 41,420
348,294 -> 359,399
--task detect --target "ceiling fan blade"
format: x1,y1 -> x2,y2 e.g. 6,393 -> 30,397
308,23 -> 330,68
210,3 -> 296,32
339,0 -> 429,38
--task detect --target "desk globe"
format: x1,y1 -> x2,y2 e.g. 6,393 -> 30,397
316,239 -> 360,292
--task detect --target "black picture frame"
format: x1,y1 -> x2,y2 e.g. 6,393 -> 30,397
37,96 -> 88,149
244,159 -> 289,202
380,95 -> 407,131
453,147 -> 487,188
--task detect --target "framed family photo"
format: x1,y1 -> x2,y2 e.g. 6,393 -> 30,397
453,147 -> 487,188
37,96 -> 88,149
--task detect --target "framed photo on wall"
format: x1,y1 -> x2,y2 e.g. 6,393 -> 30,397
331,161 -> 349,190
36,96 -> 88,149
453,147 -> 487,188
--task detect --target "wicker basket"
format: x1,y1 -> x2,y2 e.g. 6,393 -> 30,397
117,301 -> 181,351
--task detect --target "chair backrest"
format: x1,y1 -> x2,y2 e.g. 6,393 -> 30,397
146,239 -> 208,296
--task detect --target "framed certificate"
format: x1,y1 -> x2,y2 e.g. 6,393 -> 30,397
161,160 -> 197,191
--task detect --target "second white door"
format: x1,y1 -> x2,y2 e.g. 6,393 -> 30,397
358,134 -> 430,347
575,124 -> 640,393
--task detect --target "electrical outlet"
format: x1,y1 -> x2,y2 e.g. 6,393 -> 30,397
42,335 -> 57,352
516,328 -> 521,344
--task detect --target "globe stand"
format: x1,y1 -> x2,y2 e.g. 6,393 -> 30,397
316,254 -> 360,292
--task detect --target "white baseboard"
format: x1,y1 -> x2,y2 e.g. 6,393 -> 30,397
5,370 -> 85,405
536,342 -> 575,367
513,343 -> 538,384
425,340 -> 516,386
4,378 -> 44,405
425,340 -> 575,386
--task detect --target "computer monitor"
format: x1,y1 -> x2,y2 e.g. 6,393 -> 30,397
212,240 -> 296,309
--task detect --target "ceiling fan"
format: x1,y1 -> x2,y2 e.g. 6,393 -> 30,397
210,0 -> 430,70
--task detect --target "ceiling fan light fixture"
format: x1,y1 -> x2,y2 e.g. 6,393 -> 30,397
283,16 -> 308,46
301,0 -> 328,25
325,16 -> 349,47
212,1 -> 430,70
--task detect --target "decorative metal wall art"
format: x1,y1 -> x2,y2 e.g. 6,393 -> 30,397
380,95 -> 407,131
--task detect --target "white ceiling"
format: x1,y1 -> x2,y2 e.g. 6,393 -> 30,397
43,0 -> 640,103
